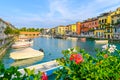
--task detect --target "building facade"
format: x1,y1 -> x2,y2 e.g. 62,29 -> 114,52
0,18 -> 16,39
81,21 -> 89,36
111,13 -> 120,39
57,25 -> 68,35
0,19 -> 7,39
97,12 -> 113,39
76,22 -> 81,35
19,32 -> 40,39
81,18 -> 98,37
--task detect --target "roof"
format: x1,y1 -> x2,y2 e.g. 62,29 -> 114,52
111,14 -> 120,17
98,12 -> 110,18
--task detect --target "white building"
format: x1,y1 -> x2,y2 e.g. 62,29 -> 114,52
0,18 -> 7,39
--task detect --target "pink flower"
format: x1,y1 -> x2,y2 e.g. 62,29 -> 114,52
75,54 -> 83,64
69,54 -> 77,61
41,72 -> 48,80
70,54 -> 83,64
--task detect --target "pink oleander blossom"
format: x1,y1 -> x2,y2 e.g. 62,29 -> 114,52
70,54 -> 83,64
41,72 -> 48,80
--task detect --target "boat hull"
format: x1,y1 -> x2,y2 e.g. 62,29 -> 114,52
12,41 -> 33,49
10,48 -> 44,60
95,40 -> 108,44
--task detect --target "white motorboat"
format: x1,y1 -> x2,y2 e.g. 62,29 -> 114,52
12,40 -> 33,49
95,40 -> 108,44
10,48 -> 44,60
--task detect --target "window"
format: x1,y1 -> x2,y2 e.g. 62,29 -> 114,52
107,29 -> 110,33
117,19 -> 119,23
102,20 -> 104,23
112,20 -> 114,24
105,19 -> 107,23
115,28 -> 117,33
99,20 -> 101,24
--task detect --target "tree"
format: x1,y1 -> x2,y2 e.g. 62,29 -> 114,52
39,28 -> 44,33
20,27 -> 27,31
13,29 -> 20,35
4,26 -> 13,35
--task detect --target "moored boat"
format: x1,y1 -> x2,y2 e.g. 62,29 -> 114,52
11,56 -> 44,66
12,39 -> 33,49
95,40 -> 108,44
10,48 -> 44,60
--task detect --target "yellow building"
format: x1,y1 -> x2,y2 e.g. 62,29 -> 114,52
57,25 -> 68,35
71,24 -> 77,33
94,29 -> 105,38
51,28 -> 55,35
97,8 -> 120,39
110,7 -> 120,16
98,12 -> 113,39
66,25 -> 72,31
111,10 -> 120,39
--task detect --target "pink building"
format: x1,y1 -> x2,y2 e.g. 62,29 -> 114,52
81,18 -> 99,36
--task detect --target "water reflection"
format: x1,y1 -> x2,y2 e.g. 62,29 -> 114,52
1,37 -> 120,68
80,38 -> 86,42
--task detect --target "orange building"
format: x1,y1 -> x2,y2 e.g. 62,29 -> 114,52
76,22 -> 81,35
19,31 -> 40,39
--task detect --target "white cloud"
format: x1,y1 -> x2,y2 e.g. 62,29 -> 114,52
3,0 -> 120,28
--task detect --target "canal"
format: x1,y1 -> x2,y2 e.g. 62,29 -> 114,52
1,37 -> 120,69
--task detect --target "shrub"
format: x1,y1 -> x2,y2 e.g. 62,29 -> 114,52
0,62 -> 48,80
54,44 -> 120,80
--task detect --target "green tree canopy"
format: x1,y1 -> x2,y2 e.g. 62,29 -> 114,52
4,26 -> 20,35
4,26 -> 13,35
19,27 -> 41,32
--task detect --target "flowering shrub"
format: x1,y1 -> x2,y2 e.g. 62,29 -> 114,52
54,44 -> 120,80
0,62 -> 48,80
69,54 -> 84,64
41,72 -> 48,80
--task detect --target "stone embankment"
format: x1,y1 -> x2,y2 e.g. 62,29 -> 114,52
0,41 -> 13,58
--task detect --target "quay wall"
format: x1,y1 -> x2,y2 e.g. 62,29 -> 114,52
0,41 -> 13,58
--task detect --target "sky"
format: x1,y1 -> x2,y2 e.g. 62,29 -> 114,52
0,0 -> 120,28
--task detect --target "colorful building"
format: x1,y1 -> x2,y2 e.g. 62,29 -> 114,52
54,27 -> 58,35
81,18 -> 98,37
0,18 -> 16,39
110,7 -> 120,17
19,32 -> 40,39
57,25 -> 68,35
76,22 -> 81,35
81,21 -> 89,36
97,12 -> 113,39
67,25 -> 72,32
51,28 -> 55,35
71,24 -> 77,33
111,13 -> 120,39
0,19 -> 7,39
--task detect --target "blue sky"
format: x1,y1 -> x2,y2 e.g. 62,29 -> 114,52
0,0 -> 120,28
